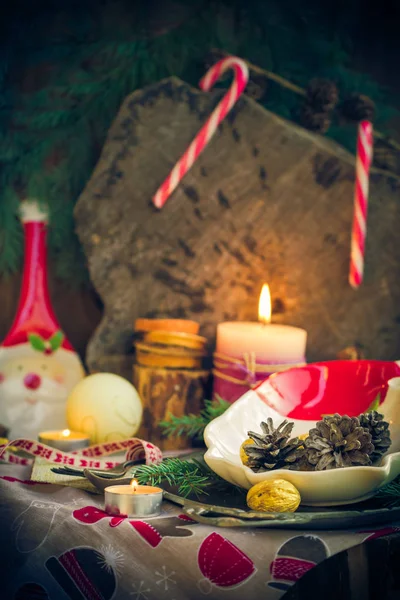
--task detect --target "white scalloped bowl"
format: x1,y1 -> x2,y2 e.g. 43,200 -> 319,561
204,361 -> 400,506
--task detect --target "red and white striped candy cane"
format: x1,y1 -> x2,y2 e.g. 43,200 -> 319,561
349,120 -> 373,289
153,56 -> 249,209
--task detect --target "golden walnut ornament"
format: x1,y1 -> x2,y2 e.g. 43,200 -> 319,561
246,479 -> 301,513
240,439 -> 254,465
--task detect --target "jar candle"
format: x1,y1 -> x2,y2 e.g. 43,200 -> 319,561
105,480 -> 163,518
213,285 -> 307,403
216,322 -> 307,363
38,429 -> 90,452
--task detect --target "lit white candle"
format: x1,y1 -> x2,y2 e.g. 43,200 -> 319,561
217,285 -> 307,363
38,429 -> 90,452
105,479 -> 163,518
213,285 -> 307,402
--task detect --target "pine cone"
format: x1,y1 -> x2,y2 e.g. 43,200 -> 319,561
300,103 -> 331,134
306,78 -> 339,112
359,411 -> 391,461
304,414 -> 374,470
245,418 -> 305,472
341,93 -> 375,122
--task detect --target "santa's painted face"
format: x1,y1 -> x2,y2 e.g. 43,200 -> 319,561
0,355 -> 67,406
0,343 -> 85,440
0,354 -> 72,440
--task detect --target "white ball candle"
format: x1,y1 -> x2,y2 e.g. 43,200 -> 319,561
66,373 -> 143,444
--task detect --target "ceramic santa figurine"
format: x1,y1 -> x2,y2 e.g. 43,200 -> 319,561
0,201 -> 85,440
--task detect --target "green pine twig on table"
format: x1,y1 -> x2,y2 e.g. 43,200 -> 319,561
159,397 -> 230,440
159,414 -> 206,440
130,456 -> 231,498
375,476 -> 400,507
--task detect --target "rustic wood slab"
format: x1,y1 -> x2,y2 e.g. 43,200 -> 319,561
74,77 -> 400,373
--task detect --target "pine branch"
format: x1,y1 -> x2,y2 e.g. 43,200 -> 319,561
159,397 -> 230,440
159,413 -> 206,439
130,456 -> 245,499
375,476 -> 400,507
205,396 -> 231,420
130,457 -> 217,498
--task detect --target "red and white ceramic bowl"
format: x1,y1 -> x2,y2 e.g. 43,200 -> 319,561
204,360 -> 400,506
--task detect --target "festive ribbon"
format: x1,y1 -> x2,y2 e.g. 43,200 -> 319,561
153,56 -> 249,209
213,352 -> 306,388
0,437 -> 162,469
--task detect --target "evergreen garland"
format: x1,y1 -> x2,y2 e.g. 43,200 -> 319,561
1,0 -> 398,282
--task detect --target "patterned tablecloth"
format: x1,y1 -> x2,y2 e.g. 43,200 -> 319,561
1,463 -> 399,600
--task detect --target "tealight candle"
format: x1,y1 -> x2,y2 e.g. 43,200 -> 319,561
105,480 -> 163,518
213,284 -> 307,402
38,429 -> 90,452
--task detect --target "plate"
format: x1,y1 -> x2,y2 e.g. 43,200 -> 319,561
204,360 -> 400,506
163,487 -> 400,530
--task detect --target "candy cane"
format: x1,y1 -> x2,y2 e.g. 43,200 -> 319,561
153,56 -> 249,209
349,121 -> 373,288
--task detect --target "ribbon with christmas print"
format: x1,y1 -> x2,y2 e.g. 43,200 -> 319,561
0,437 -> 162,469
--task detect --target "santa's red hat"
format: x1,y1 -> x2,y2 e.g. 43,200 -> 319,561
2,200 -> 73,352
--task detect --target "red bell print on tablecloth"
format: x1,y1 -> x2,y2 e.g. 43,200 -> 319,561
268,534 -> 329,591
197,532 -> 255,594
46,545 -> 120,600
0,201 -> 84,440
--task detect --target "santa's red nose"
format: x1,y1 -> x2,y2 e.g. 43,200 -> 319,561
24,373 -> 41,390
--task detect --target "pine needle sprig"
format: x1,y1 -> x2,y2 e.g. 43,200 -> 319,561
159,397 -> 230,440
159,414 -> 206,440
130,456 -> 245,499
205,397 -> 231,420
130,457 -> 215,498
375,476 -> 400,507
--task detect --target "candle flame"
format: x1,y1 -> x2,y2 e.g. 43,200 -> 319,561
258,284 -> 272,324
61,429 -> 70,437
130,479 -> 138,492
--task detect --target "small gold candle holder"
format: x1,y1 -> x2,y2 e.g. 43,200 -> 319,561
38,429 -> 90,452
105,480 -> 163,518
